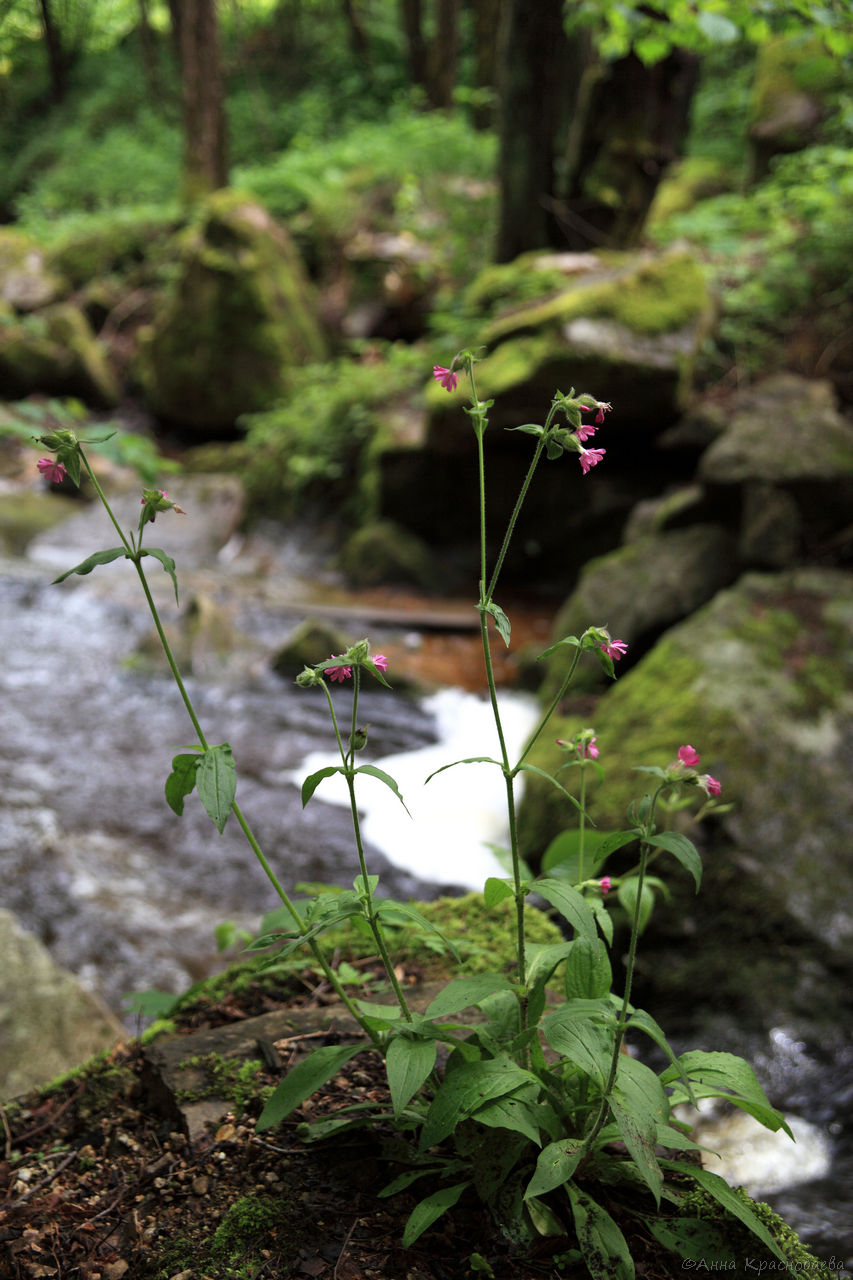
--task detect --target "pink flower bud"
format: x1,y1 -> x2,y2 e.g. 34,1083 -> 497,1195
700,774 -> 722,797
677,745 -> 700,768
600,877 -> 612,896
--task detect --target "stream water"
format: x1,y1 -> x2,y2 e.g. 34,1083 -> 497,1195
1,484 -> 851,1269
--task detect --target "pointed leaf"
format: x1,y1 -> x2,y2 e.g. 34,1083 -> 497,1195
141,546 -> 180,604
565,1185 -> 635,1280
402,1181 -> 470,1247
483,600 -> 511,647
541,1003 -> 615,1088
472,1090 -> 545,1145
516,764 -> 582,815
386,1033 -> 437,1116
301,765 -> 344,807
645,831 -> 703,891
507,423 -> 544,436
526,1138 -> 583,1199
484,876 -> 514,908
538,634 -> 581,661
375,899 -> 460,962
660,1163 -> 787,1263
424,974 -> 514,1019
564,934 -> 612,1000
660,1051 -> 792,1136
610,1055 -> 667,1204
534,878 -> 597,941
420,1058 -> 538,1150
355,764 -> 411,815
425,756 -> 501,783
52,546 -> 127,584
164,752 -> 200,816
255,1043 -> 365,1131
196,743 -> 236,833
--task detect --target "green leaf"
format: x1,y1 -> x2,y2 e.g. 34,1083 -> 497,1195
379,1164 -> 462,1198
355,764 -> 411,815
526,1139 -> 583,1198
541,1002 -> 615,1088
537,634 -> 581,661
386,1034 -> 437,1116
425,756 -> 501,783
564,934 -> 612,1000
164,752 -> 200,816
419,1058 -> 538,1150
424,974 -> 514,1019
626,1009 -> 691,1093
616,877 -> 656,934
644,831 -> 702,891
52,546 -> 127,584
196,743 -> 236,834
473,1088 -> 544,1145
660,1051 -> 792,1137
483,600 -> 511,647
255,1043 -> 365,1131
534,878 -> 598,941
507,423 -> 543,437
122,988 -> 181,1019
375,899 -> 460,962
402,1181 -> 470,1247
516,765 -> 582,816
696,10 -> 739,43
660,1163 -> 788,1263
610,1055 -> 667,1204
565,1184 -> 634,1280
141,546 -> 180,604
541,828 -> 614,877
301,765 -> 344,807
484,876 -> 514,908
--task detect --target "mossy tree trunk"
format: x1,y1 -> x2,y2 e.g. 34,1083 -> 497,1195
494,7 -> 698,259
559,48 -> 699,250
38,0 -> 68,103
470,0 -> 504,130
174,0 -> 228,203
399,0 -> 460,110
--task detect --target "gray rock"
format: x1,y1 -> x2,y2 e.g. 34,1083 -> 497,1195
0,302 -> 120,407
0,909 -> 123,1100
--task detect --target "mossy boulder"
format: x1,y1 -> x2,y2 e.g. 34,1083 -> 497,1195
427,249 -> 713,453
45,207 -> 179,289
0,489 -> 79,554
137,191 -> 328,433
698,374 -> 853,563
519,567 -> 853,972
541,523 -> 739,697
271,617 -> 353,681
339,518 -> 439,589
0,228 -> 66,311
748,35 -> 843,180
0,302 -> 120,406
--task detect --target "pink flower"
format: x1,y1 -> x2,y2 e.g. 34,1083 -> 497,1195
575,422 -> 597,443
700,774 -> 722,797
579,447 -> 606,475
595,401 -> 612,424
327,656 -> 352,683
579,735 -> 599,760
372,654 -> 388,674
600,639 -> 628,661
37,458 -> 66,484
600,877 -> 612,896
677,745 -> 700,768
433,365 -> 458,392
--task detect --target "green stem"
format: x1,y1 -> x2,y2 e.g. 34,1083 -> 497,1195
485,438 -> 545,604
515,645 -> 583,770
578,764 -> 587,886
78,452 -> 375,1041
580,788 -> 663,1156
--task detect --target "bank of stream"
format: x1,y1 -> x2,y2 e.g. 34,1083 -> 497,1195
0,478 -> 851,1269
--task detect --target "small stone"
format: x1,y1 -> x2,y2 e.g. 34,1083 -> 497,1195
191,1175 -> 209,1195
215,1122 -> 235,1143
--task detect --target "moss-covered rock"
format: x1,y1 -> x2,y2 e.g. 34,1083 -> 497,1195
541,523 -> 739,697
339,518 -> 439,589
271,617 -> 353,681
748,35 -> 843,180
0,227 -> 66,311
136,190 -> 328,433
519,568 -> 853,968
46,207 -> 179,289
0,488 -> 79,554
0,302 -> 120,406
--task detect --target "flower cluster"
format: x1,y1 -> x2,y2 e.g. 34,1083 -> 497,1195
574,398 -> 611,474
557,728 -> 599,760
139,488 -> 185,527
297,644 -> 389,688
672,743 -> 721,797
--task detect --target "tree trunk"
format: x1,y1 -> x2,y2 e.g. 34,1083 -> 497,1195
494,0 -> 585,262
341,0 -> 370,65
399,0 -> 428,93
558,48 -> 699,250
176,0 -> 229,201
38,0 -> 67,103
137,0 -> 159,95
425,0 -> 460,109
470,0 -> 503,130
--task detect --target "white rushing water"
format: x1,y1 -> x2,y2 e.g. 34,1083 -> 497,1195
290,687 -> 541,890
